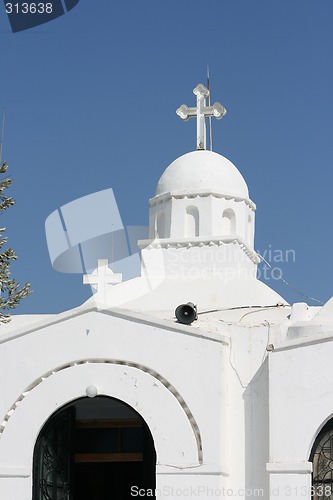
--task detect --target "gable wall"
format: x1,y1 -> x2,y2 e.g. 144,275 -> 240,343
267,336 -> 333,498
0,311 -> 226,499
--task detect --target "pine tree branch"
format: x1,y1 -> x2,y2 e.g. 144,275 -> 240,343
0,162 -> 31,323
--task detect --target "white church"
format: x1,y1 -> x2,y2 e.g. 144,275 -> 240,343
0,84 -> 333,500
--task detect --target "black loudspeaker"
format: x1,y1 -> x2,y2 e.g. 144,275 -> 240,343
175,302 -> 197,325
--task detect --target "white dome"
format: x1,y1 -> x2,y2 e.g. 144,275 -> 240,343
155,150 -> 249,199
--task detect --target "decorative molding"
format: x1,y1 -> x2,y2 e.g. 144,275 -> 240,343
266,462 -> 313,474
156,464 -> 229,476
271,330 -> 333,352
0,359 -> 203,464
138,236 -> 260,264
0,466 -> 30,478
150,190 -> 256,211
0,304 -> 228,347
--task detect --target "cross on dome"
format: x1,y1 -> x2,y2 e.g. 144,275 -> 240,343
176,83 -> 227,150
83,259 -> 122,303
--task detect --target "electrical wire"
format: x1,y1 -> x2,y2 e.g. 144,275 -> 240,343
239,306 -> 284,323
197,303 -> 289,317
228,320 -> 272,389
256,252 -> 324,305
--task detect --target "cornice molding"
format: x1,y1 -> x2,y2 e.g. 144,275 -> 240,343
138,236 -> 260,264
150,190 -> 256,211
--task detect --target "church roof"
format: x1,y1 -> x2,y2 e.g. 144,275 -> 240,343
155,150 -> 249,199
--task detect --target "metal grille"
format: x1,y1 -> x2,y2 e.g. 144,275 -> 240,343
34,409 -> 72,500
39,437 -> 70,500
312,429 -> 333,500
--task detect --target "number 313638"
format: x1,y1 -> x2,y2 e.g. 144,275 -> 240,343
5,3 -> 53,14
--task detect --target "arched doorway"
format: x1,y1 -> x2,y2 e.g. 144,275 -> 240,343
33,396 -> 156,500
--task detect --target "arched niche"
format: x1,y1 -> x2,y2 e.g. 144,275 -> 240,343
221,208 -> 236,235
155,211 -> 165,238
247,214 -> 252,244
185,206 -> 199,237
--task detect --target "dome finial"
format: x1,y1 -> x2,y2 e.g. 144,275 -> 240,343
176,83 -> 227,151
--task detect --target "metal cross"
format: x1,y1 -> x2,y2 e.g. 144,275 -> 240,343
176,83 -> 227,150
83,259 -> 122,303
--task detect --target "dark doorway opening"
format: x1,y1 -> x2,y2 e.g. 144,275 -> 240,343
74,462 -> 144,500
33,396 -> 156,500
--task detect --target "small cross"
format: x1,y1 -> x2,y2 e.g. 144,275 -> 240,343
83,259 -> 122,303
176,83 -> 227,150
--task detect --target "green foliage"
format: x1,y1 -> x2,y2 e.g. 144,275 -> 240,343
0,162 -> 31,323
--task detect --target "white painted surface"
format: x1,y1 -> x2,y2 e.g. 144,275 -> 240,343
176,83 -> 226,151
155,150 -> 249,198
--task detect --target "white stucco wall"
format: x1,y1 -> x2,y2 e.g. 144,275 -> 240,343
149,194 -> 255,246
1,302 -> 331,500
0,307 -> 227,499
267,333 -> 333,499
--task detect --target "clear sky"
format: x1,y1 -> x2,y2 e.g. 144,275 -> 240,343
1,0 -> 332,314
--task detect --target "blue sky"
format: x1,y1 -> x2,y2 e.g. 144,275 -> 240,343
0,0 -> 332,313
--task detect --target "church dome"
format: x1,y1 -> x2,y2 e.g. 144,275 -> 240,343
155,150 -> 249,199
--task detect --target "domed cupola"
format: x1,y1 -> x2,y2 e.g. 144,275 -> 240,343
138,83 -> 259,281
124,83 -> 284,309
156,150 -> 249,199
150,150 -> 255,248
148,83 -> 256,250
